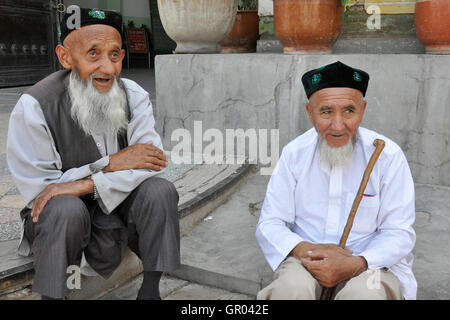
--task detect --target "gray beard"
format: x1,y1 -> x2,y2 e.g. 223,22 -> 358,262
318,134 -> 357,169
68,70 -> 128,136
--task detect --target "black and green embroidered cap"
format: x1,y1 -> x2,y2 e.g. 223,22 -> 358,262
59,8 -> 123,43
301,61 -> 370,99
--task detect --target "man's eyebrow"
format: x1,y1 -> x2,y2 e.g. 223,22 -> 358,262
319,106 -> 331,111
87,44 -> 121,51
344,105 -> 356,110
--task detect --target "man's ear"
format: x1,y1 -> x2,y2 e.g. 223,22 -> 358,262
362,100 -> 367,112
359,99 -> 368,123
55,45 -> 72,69
305,103 -> 314,126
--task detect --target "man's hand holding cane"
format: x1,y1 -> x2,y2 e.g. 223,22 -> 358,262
301,246 -> 368,288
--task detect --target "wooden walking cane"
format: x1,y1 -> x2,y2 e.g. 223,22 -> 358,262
319,138 -> 386,300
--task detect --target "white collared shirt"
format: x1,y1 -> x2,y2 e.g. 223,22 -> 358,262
255,127 -> 417,299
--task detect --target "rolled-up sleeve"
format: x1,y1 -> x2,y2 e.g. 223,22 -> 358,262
256,149 -> 304,271
359,150 -> 416,269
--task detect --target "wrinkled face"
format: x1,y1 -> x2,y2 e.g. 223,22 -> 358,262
55,24 -> 125,93
306,87 -> 367,148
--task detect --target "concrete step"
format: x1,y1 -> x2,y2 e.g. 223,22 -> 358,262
257,36 -> 425,54
0,271 -> 254,300
0,156 -> 253,300
99,273 -> 254,300
168,173 -> 273,297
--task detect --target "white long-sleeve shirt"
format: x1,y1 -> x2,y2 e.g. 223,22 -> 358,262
7,77 -> 164,255
255,127 -> 417,300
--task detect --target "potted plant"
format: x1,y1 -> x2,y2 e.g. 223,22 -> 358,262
157,0 -> 238,53
221,0 -> 260,53
274,0 -> 346,54
415,0 -> 450,54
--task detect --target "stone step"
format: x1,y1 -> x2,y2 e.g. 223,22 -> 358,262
168,173 -> 274,297
99,273 -> 254,300
0,156 -> 253,299
257,36 -> 425,54
0,272 -> 254,300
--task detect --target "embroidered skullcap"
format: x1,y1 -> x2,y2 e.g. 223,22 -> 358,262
59,8 -> 123,43
301,61 -> 370,99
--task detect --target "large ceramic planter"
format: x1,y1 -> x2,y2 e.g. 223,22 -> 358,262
157,0 -> 238,53
221,10 -> 260,53
415,0 -> 450,54
274,0 -> 344,54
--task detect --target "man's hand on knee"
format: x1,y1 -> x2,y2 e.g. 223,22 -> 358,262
31,180 -> 93,223
299,248 -> 368,288
104,141 -> 168,172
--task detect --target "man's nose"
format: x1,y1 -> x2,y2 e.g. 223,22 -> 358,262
98,57 -> 116,76
330,113 -> 345,131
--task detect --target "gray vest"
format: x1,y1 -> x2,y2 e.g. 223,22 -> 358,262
25,69 -> 129,173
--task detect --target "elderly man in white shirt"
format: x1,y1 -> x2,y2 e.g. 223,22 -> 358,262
256,61 -> 416,300
6,9 -> 180,300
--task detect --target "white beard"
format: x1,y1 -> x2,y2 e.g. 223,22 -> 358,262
318,134 -> 357,169
68,70 -> 128,136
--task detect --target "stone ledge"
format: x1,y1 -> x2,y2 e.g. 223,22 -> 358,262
257,37 -> 425,54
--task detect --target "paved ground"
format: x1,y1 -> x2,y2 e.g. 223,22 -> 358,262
101,274 -> 254,300
0,86 -> 29,242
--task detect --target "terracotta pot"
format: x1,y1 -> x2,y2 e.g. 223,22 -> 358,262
415,0 -> 450,54
274,0 -> 344,54
221,10 -> 260,53
157,0 -> 238,53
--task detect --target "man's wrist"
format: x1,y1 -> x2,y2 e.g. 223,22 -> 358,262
88,176 -> 99,200
103,158 -> 113,172
289,241 -> 313,259
352,256 -> 368,276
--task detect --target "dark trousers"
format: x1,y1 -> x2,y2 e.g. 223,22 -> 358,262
23,177 -> 180,298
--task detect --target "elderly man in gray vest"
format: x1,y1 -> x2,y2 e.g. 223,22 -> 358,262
6,9 -> 180,300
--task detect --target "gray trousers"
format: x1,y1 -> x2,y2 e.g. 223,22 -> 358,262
23,177 -> 180,298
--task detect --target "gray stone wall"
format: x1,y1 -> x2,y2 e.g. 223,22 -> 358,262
155,54 -> 450,187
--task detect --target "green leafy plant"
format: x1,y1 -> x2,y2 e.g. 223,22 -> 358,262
238,0 -> 258,11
